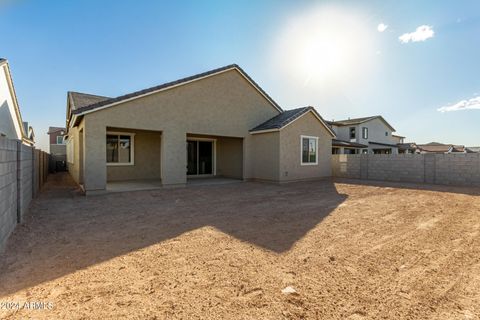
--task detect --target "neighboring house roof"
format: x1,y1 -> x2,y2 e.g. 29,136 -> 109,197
47,126 -> 66,134
69,64 -> 283,119
451,145 -> 466,152
415,142 -> 467,153
0,58 -> 34,145
332,139 -> 367,148
68,92 -> 110,111
249,106 -> 336,137
392,134 -> 405,138
369,141 -> 399,148
328,115 -> 396,132
466,147 -> 480,153
397,142 -> 417,150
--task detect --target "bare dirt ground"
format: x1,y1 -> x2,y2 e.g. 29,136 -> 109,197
0,173 -> 479,319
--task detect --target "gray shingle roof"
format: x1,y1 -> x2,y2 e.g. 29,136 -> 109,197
332,139 -> 367,148
47,126 -> 66,134
71,64 -> 282,115
250,107 -> 312,132
328,116 -> 378,126
68,91 -> 111,110
328,115 -> 395,132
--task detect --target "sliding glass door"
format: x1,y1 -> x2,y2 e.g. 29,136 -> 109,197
187,140 -> 214,176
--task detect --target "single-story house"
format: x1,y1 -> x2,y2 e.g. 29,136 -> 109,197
415,142 -> 469,154
65,64 -> 336,194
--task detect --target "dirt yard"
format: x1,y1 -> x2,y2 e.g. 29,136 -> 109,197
0,173 -> 479,319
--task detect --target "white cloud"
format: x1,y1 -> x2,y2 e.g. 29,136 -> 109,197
437,96 -> 480,112
399,25 -> 434,43
377,23 -> 388,32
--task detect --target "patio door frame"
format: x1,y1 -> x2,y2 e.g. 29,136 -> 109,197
186,137 -> 216,177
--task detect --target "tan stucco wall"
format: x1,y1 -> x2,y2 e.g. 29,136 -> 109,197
215,137 -> 243,179
81,69 -> 280,191
66,118 -> 84,184
278,112 -> 332,181
250,131 -> 280,181
106,130 -> 161,182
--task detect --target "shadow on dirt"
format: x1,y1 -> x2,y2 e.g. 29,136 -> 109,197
0,173 -> 347,296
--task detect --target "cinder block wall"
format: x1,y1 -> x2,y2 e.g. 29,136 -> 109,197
332,153 -> 480,187
0,136 -> 49,253
0,138 -> 18,253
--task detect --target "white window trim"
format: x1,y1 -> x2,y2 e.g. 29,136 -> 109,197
362,127 -> 368,139
186,137 -> 217,176
300,135 -> 319,166
56,136 -> 64,144
106,131 -> 135,166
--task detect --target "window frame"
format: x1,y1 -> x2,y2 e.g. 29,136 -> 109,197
362,127 -> 368,139
349,127 -> 356,139
300,135 -> 319,166
106,131 -> 135,166
56,136 -> 64,144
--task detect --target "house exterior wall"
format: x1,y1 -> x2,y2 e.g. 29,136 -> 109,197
66,118 -> 85,184
250,131 -> 280,181
330,125 -> 352,142
279,112 -> 332,181
216,137 -> 243,179
80,69 -> 280,191
0,64 -> 22,140
48,131 -> 65,145
106,130 -> 161,182
356,118 -> 394,145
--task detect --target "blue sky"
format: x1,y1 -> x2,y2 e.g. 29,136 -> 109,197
1,0 -> 479,150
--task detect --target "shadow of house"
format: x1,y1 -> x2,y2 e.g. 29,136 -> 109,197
0,173 -> 347,296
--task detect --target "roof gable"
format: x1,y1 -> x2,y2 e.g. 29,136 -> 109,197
250,106 -> 336,137
70,64 -> 282,117
330,115 -> 395,132
0,59 -> 30,142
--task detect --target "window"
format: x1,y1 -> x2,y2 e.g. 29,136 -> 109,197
301,136 -> 318,165
349,127 -> 356,139
362,127 -> 368,139
106,132 -> 134,165
385,131 -> 389,136
56,136 -> 64,144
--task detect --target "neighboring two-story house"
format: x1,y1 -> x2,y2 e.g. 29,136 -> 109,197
0,58 -> 34,146
328,116 -> 402,154
47,126 -> 67,171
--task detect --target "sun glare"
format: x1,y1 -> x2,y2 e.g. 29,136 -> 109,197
272,6 -> 374,87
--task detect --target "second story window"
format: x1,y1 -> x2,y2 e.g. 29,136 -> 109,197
385,131 -> 388,136
349,127 -> 356,139
56,136 -> 64,144
362,127 -> 368,139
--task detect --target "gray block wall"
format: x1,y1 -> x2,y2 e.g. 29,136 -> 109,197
0,138 -> 19,253
332,153 -> 480,187
0,136 -> 49,253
